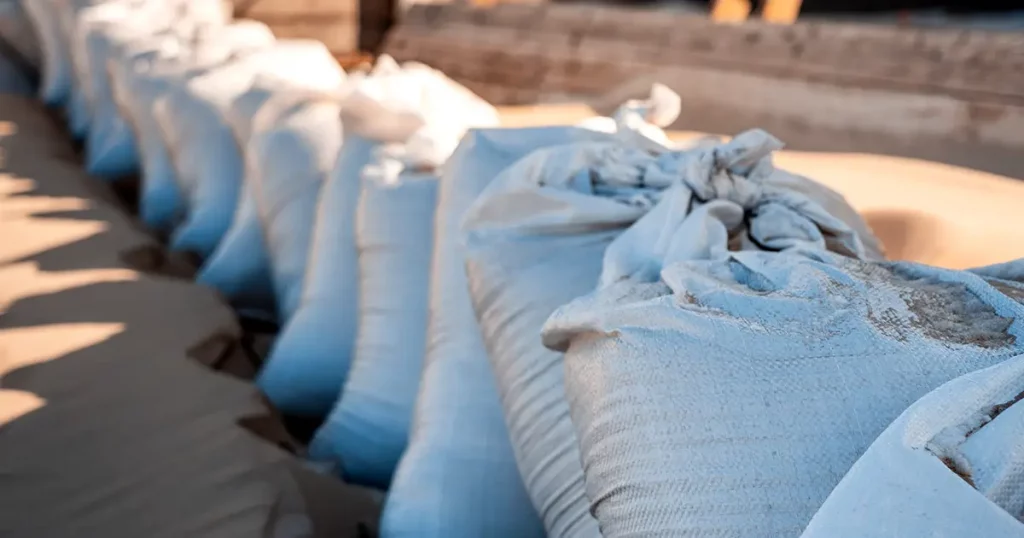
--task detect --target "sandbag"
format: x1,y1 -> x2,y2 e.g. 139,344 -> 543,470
463,129 -> 883,537
251,91 -> 346,323
196,77 -> 303,318
576,83 -> 681,148
22,0 -> 70,105
75,1 -> 174,167
57,0 -> 124,138
381,126 -> 621,538
79,0 -> 228,179
307,159 -> 439,490
23,0 -> 68,105
256,133 -> 377,413
154,40 -> 344,259
801,273 -> 1024,538
380,87 -> 686,533
62,0 -> 119,139
542,244 -> 1021,536
254,56 -> 442,415
112,20 -> 275,233
303,67 -> 500,489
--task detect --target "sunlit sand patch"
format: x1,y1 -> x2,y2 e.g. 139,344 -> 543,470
0,263 -> 138,309
775,151 -> 1024,269
0,174 -> 34,194
0,390 -> 45,426
0,121 -> 17,137
497,103 -> 598,127
0,194 -> 93,219
0,323 -> 125,376
0,218 -> 110,265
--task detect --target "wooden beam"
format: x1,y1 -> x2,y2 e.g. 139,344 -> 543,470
711,0 -> 752,23
762,0 -> 803,24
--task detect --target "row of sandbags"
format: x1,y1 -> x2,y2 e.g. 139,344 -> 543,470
20,1 -> 1024,537
232,94 -> 1024,536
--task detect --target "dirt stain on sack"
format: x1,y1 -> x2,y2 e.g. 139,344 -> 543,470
866,265 -> 1015,349
939,455 -> 977,488
934,388 -> 1024,490
986,278 -> 1024,305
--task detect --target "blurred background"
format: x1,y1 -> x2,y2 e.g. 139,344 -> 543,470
233,0 -> 1024,179
233,0 -> 1023,268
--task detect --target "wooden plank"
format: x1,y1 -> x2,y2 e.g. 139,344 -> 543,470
762,0 -> 803,24
710,0 -> 751,23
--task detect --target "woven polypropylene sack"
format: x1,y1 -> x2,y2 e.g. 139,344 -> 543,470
381,126 -> 620,538
79,1 -> 228,179
76,2 -> 172,176
113,37 -> 206,232
154,40 -> 343,259
462,130 -> 883,538
272,65 -> 500,438
541,249 -> 1023,538
256,135 -> 377,415
23,0 -> 71,105
800,262 -> 1024,538
308,166 -> 440,489
251,91 -> 345,322
114,20 -> 275,233
258,58 -> 469,416
197,79 -> 302,318
66,1 -> 131,140
57,0 -> 121,138
152,62 -> 253,255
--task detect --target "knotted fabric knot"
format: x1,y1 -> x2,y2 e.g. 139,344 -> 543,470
649,128 -> 782,209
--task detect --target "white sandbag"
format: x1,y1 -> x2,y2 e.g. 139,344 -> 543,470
256,133 -> 377,414
79,1 -> 228,179
154,40 -> 343,259
112,34 -> 206,231
114,21 -> 275,232
462,129 -> 883,538
254,57 -> 440,415
23,0 -> 69,105
381,86 -> 683,534
541,234 -> 1022,538
74,1 -> 168,167
382,126 -> 620,538
0,0 -> 42,70
55,0 -> 120,135
306,157 -> 440,489
576,83 -> 681,148
303,69 -> 500,489
197,76 -> 310,318
802,290 -> 1024,538
251,91 -> 347,324
60,0 -> 101,138
66,83 -> 90,139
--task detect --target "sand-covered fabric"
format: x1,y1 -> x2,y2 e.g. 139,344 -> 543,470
544,249 -> 1024,537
